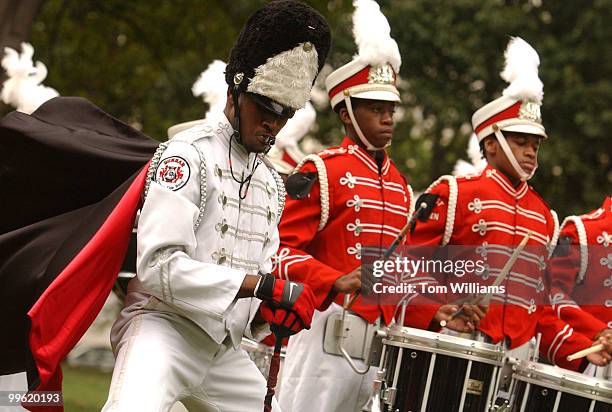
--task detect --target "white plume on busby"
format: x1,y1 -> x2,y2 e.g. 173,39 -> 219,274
1,42 -> 58,114
353,0 -> 401,73
192,59 -> 228,114
501,37 -> 543,104
246,44 -> 319,111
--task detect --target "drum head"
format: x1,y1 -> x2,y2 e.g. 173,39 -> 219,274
384,326 -> 504,365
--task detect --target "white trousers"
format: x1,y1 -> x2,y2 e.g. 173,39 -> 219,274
102,310 -> 280,412
279,304 -> 376,412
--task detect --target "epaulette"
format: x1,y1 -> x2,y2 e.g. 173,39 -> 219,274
548,209 -> 560,257
454,171 -> 486,183
559,216 -> 588,283
581,207 -> 605,221
167,119 -> 204,140
171,121 -> 216,144
292,154 -> 330,231
316,146 -> 348,160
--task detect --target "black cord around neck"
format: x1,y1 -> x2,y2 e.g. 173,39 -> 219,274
228,133 -> 262,199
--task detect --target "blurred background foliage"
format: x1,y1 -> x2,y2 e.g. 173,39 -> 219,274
2,0 -> 610,216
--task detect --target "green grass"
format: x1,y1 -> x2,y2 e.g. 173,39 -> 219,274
61,363 -> 111,412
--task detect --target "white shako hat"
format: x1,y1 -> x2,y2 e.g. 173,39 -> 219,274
472,37 -> 547,142
471,37 -> 547,181
324,0 -> 401,151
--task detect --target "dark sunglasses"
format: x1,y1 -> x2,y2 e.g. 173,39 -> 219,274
247,92 -> 296,119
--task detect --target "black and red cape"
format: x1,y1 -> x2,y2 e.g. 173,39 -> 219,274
0,97 -> 159,407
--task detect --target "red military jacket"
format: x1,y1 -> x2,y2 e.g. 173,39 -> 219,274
549,196 -> 611,339
273,137 -> 413,325
407,165 -> 594,370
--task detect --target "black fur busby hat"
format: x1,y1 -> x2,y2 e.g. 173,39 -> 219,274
225,1 -> 331,113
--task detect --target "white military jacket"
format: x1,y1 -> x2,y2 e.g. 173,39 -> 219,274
128,111 -> 284,347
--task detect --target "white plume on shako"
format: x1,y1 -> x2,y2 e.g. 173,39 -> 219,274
1,42 -> 59,114
191,59 -> 228,114
352,0 -> 401,73
501,37 -> 543,104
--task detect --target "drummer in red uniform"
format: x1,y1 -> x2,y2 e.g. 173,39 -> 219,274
405,37 -> 612,371
271,1 -> 430,410
549,196 -> 612,376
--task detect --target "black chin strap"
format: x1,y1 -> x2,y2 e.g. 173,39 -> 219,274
228,86 -> 262,199
231,86 -> 242,144
228,135 -> 262,200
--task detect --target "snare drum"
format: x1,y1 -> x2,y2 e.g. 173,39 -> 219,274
510,360 -> 612,412
376,326 -> 504,412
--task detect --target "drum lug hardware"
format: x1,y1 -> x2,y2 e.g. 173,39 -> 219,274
383,387 -> 397,405
372,378 -> 382,393
490,402 -> 510,412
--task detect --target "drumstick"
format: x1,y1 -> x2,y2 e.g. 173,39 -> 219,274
567,343 -> 604,362
344,291 -> 360,310
264,328 -> 286,412
480,231 -> 532,304
344,202 -> 429,310
440,231 -> 532,327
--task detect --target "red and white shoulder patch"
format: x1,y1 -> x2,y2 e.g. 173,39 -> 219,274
317,146 -> 346,159
155,156 -> 190,191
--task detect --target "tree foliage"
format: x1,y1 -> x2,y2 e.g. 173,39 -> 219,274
5,0 -> 609,215
380,0 -> 611,215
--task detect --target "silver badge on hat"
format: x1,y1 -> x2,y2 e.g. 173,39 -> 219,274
368,64 -> 394,85
519,101 -> 542,124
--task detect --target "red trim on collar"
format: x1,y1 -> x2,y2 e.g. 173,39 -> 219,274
340,137 -> 391,176
484,164 -> 528,195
